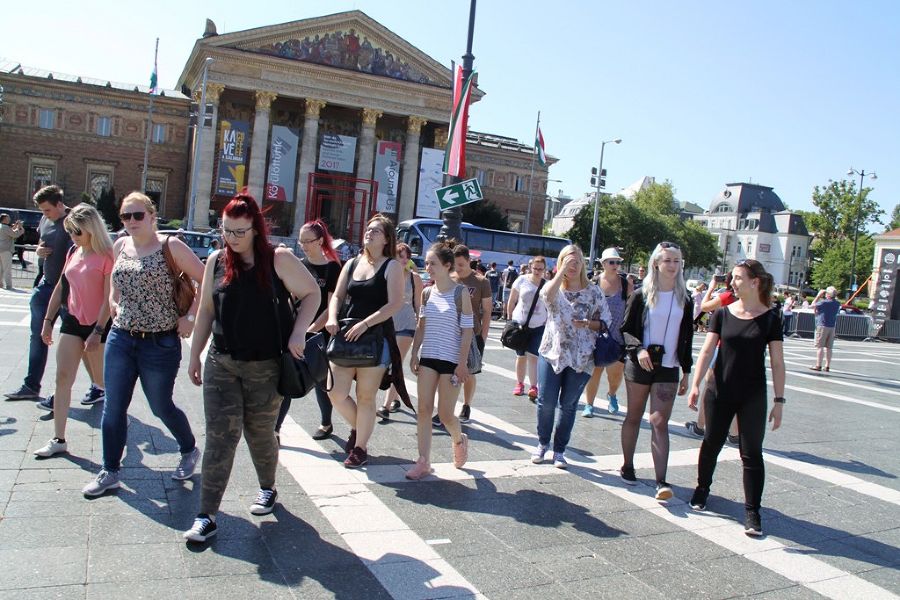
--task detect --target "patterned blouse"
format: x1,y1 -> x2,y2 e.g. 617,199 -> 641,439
112,248 -> 179,332
539,284 -> 611,375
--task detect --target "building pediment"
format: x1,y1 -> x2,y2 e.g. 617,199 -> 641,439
196,10 -> 453,89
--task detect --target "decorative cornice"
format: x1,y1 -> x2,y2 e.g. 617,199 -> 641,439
205,83 -> 225,103
7,124 -> 182,150
361,108 -> 382,126
255,90 -> 278,110
407,116 -> 427,134
305,98 -> 326,118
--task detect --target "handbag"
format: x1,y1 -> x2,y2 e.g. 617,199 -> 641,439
270,267 -> 321,399
162,236 -> 196,316
593,322 -> 623,367
500,279 -> 545,352
326,318 -> 384,368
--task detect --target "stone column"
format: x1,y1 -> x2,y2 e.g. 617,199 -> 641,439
291,99 -> 326,237
192,82 -> 224,230
247,91 -> 277,201
356,107 -> 381,179
398,116 -> 427,223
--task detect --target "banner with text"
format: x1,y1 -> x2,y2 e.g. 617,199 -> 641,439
265,125 -> 300,202
318,134 -> 357,173
216,119 -> 250,196
416,147 -> 445,218
374,141 -> 402,213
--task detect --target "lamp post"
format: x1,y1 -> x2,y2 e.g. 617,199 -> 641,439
186,57 -> 214,231
588,138 -> 621,265
535,178 -> 562,227
847,167 -> 877,292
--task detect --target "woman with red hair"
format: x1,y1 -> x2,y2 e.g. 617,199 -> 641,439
183,193 -> 319,542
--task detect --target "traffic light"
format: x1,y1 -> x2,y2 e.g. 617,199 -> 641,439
589,167 -> 607,188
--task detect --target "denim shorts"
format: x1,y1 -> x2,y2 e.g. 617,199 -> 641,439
396,328 -> 416,338
515,325 -> 545,357
377,339 -> 391,368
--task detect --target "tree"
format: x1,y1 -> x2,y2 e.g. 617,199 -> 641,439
890,204 -> 900,231
812,236 -> 875,293
461,200 -> 509,231
631,180 -> 678,217
97,187 -> 121,231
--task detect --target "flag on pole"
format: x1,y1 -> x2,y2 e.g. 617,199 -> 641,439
149,40 -> 159,94
535,126 -> 547,166
443,65 -> 475,177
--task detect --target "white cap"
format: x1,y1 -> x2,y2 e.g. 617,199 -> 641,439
600,247 -> 621,262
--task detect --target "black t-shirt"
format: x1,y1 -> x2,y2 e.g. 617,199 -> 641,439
302,257 -> 340,319
709,306 -> 782,401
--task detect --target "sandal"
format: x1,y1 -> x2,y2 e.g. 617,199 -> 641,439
311,424 -> 334,440
809,366 -> 822,372
824,366 -> 830,372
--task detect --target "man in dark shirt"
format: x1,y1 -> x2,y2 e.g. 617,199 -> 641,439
485,262 -> 500,304
6,185 -> 72,400
811,286 -> 841,372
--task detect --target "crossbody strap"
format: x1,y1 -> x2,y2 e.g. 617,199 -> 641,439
521,279 -> 545,328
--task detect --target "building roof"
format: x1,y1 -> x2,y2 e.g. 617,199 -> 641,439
0,58 -> 186,98
617,176 -> 655,199
708,182 -> 786,214
466,130 -> 558,164
882,227 -> 900,237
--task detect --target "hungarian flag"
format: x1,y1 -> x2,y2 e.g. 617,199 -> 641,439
443,65 -> 475,177
149,58 -> 158,94
535,126 -> 547,166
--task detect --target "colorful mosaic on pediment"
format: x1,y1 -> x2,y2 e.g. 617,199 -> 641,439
251,29 -> 439,85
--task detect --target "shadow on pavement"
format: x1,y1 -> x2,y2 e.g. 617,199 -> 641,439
766,449 -> 897,479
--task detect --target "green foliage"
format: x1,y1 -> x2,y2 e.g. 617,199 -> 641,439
80,192 -> 96,206
811,236 -> 875,293
631,180 -> 679,216
462,200 -> 509,231
165,219 -> 184,230
890,204 -> 900,231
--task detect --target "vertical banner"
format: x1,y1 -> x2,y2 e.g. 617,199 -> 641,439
873,248 -> 898,333
374,141 -> 402,213
416,147 -> 445,219
216,119 -> 250,196
265,125 -> 300,202
318,134 -> 357,173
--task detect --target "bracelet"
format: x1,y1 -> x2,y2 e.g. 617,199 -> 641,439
43,317 -> 53,323
93,325 -> 104,334
773,397 -> 786,404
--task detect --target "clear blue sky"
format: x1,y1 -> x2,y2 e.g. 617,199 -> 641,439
5,0 -> 897,228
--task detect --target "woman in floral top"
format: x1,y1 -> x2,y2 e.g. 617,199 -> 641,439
532,245 -> 610,468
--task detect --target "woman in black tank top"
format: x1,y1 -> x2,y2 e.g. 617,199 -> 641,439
325,214 -> 407,468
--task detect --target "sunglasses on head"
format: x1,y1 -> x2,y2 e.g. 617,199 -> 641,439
119,211 -> 146,222
658,241 -> 680,250
67,227 -> 82,236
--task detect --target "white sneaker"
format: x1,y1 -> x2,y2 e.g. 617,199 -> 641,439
531,444 -> 549,464
553,452 -> 568,469
34,438 -> 67,458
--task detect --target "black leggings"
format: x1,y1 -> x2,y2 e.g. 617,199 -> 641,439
276,384 -> 332,432
697,391 -> 767,511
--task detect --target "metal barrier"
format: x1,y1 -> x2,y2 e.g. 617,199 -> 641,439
7,245 -> 38,290
788,310 -> 874,341
876,320 -> 900,343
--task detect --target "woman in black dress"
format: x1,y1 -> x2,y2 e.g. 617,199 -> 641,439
687,259 -> 786,536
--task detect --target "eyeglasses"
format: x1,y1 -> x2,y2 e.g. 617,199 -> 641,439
222,227 -> 252,238
119,211 -> 146,222
299,236 -> 321,245
532,266 -> 546,272
605,260 -> 622,266
366,227 -> 384,236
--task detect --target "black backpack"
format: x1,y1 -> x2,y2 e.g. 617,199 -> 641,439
505,266 -> 518,288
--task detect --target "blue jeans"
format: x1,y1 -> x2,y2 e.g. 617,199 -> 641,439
100,328 -> 195,472
536,357 -> 591,453
25,281 -> 54,392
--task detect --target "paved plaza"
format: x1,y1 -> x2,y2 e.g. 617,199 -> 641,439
0,286 -> 898,599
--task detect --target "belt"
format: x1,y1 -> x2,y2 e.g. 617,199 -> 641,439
115,327 -> 178,339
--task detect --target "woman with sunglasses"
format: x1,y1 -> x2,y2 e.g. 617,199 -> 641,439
377,242 -> 423,421
275,220 -> 342,441
688,259 -> 785,536
505,256 -> 549,400
325,214 -> 408,468
619,241 -> 694,500
83,192 -> 205,497
35,204 -> 113,458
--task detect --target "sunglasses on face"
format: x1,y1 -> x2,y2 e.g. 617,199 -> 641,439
119,211 -> 146,222
605,260 -> 622,266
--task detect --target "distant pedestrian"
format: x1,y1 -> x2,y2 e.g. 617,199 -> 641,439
688,259 -> 785,536
810,286 -> 840,372
781,293 -> 796,337
485,262 -> 500,304
506,256 -> 549,400
500,260 -> 518,316
451,245 -> 492,423
0,214 -> 25,289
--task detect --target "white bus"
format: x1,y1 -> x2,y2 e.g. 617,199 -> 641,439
397,219 -> 570,269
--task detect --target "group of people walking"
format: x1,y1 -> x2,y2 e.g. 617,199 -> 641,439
9,185 -> 788,543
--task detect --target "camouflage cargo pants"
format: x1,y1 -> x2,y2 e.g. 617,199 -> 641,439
200,351 -> 281,515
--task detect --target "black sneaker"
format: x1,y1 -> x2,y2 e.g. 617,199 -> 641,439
38,395 -> 54,411
183,514 -> 218,542
619,465 -> 637,485
727,434 -> 740,446
249,488 -> 278,515
376,407 -> 390,421
80,385 -> 105,406
685,421 -> 705,438
655,481 -> 674,501
744,510 -> 763,536
5,384 -> 39,400
690,487 -> 709,511
389,399 -> 401,413
432,414 -> 444,429
459,404 -> 471,422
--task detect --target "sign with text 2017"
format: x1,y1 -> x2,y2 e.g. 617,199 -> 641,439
265,125 -> 300,202
216,120 -> 250,196
374,141 -> 402,213
318,134 -> 357,173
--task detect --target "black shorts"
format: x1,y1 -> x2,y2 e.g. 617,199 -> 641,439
475,334 -> 485,356
624,356 -> 679,385
59,312 -> 111,343
419,357 -> 457,375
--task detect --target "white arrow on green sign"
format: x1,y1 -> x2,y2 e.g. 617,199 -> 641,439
436,178 -> 484,211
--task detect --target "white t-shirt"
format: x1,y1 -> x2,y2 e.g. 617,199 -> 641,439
511,276 -> 548,327
643,290 -> 684,369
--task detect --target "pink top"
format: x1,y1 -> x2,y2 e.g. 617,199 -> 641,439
64,249 -> 113,326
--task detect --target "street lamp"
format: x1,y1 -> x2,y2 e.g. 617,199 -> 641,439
588,138 -> 621,265
847,167 -> 877,292
186,57 -> 215,231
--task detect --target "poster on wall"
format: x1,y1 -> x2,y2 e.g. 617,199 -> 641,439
215,119 -> 250,196
416,147 -> 445,219
374,141 -> 402,213
318,134 -> 357,173
265,125 -> 300,202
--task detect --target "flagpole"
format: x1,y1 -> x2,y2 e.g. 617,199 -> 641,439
524,110 -> 540,234
140,37 -> 159,191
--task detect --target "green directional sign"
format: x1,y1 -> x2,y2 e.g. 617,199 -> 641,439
436,178 -> 484,211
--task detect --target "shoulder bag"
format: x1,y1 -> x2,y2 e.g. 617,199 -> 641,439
161,236 -> 196,316
325,257 -> 386,368
501,279 -> 545,352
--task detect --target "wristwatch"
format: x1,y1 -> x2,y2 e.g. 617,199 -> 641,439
773,397 -> 786,404
186,314 -> 196,323
93,325 -> 104,335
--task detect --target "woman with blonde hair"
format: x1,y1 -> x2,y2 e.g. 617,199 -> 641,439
83,192 -> 205,497
35,204 -> 114,458
532,245 -> 610,468
619,242 -> 694,500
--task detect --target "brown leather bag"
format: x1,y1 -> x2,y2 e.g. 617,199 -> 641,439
161,236 -> 195,316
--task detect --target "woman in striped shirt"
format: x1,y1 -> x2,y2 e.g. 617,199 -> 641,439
406,241 -> 473,480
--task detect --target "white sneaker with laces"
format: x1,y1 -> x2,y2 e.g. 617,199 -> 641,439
34,438 -> 67,458
531,444 -> 549,464
183,514 -> 218,542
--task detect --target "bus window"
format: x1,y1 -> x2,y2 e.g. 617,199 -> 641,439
543,238 -> 567,257
520,236 -> 544,256
464,229 -> 493,251
419,223 -> 441,243
493,232 -> 519,253
397,226 -> 409,243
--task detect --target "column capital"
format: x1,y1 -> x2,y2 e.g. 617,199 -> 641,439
407,116 -> 428,134
305,99 -> 327,118
255,91 -> 278,111
361,108 -> 383,126
433,127 -> 449,148
205,83 -> 225,104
